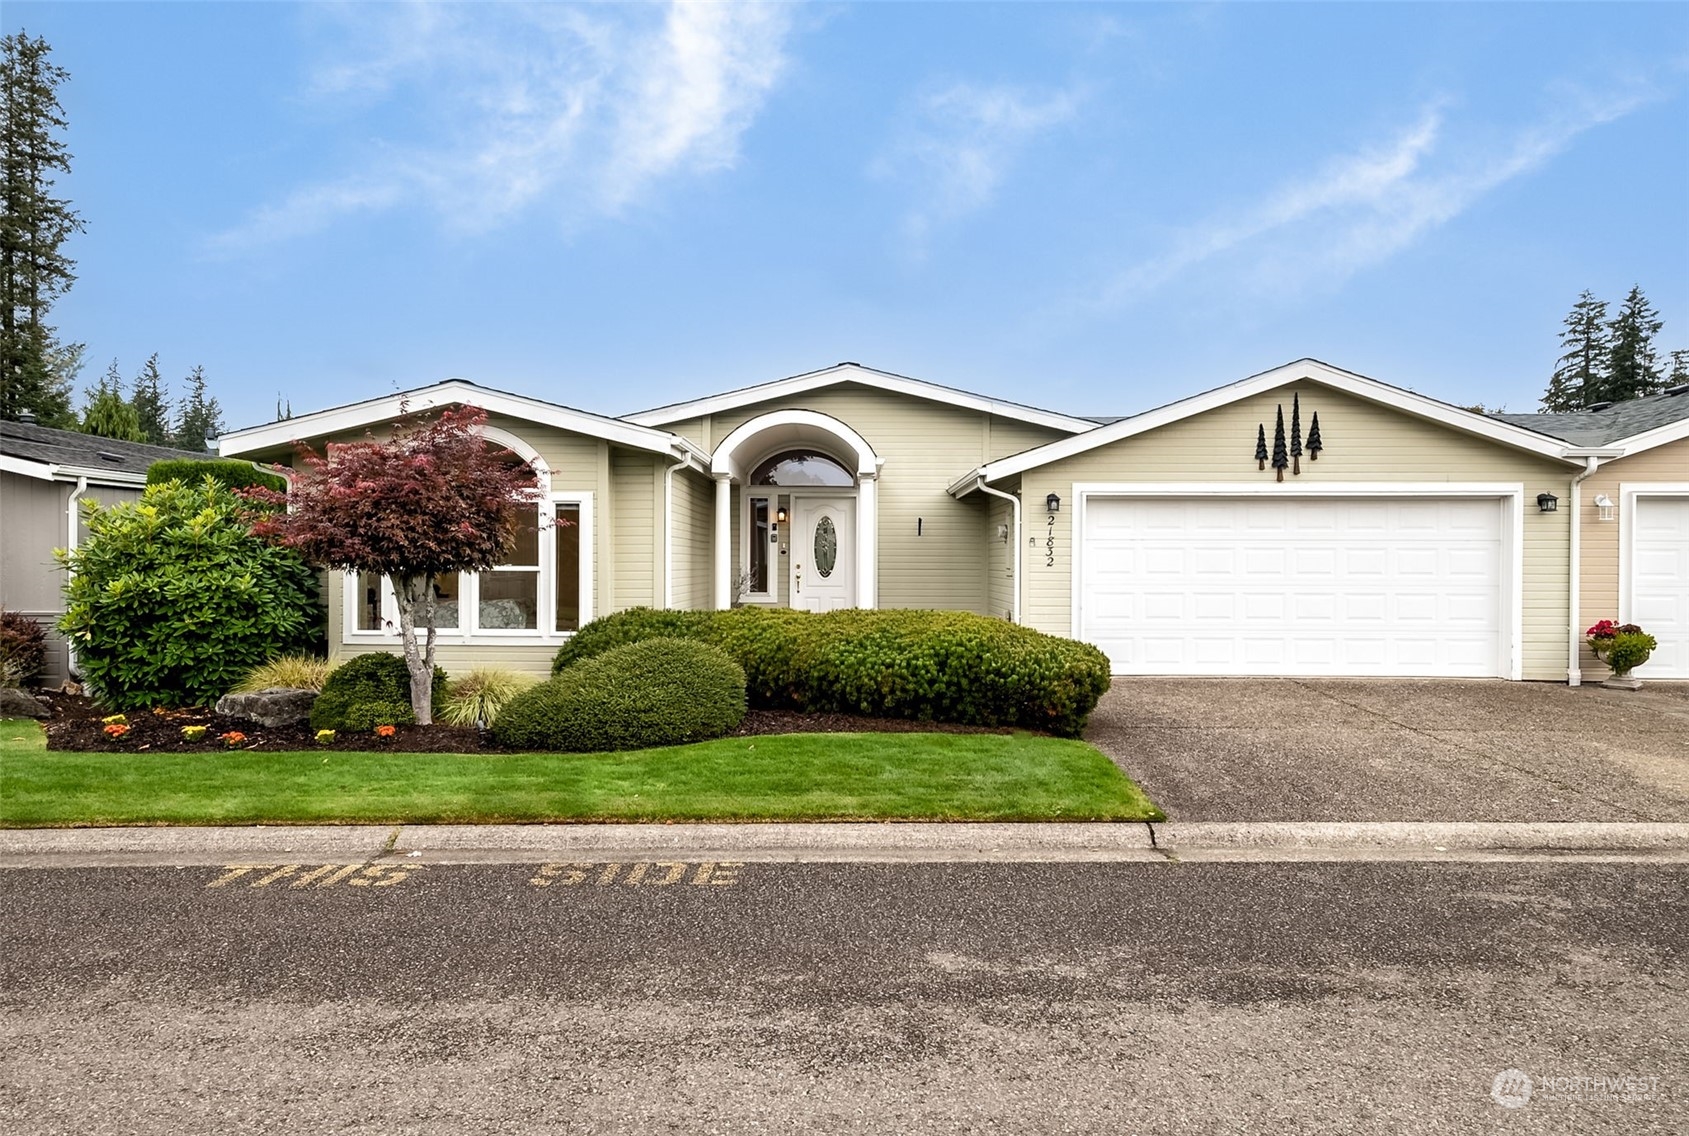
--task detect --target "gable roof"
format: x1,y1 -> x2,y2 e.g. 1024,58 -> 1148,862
950,358 -> 1582,495
219,379 -> 707,465
1490,385 -> 1689,454
0,420 -> 213,485
621,362 -> 1099,435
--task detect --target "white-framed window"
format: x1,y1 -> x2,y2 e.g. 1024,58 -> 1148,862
346,492 -> 594,644
743,493 -> 774,602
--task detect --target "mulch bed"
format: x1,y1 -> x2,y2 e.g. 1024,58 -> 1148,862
29,691 -> 1024,755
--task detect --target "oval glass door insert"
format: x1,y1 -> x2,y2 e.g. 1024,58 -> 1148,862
813,515 -> 838,577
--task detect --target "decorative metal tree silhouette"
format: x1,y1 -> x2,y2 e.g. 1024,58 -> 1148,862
1255,423 -> 1269,470
1290,392 -> 1303,475
1307,411 -> 1323,461
1271,405 -> 1288,482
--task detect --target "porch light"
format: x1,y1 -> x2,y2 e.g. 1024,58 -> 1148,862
1536,492 -> 1558,513
776,506 -> 788,524
1046,493 -> 1061,513
1593,494 -> 1615,522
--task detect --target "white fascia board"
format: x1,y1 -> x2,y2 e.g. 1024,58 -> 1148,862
623,363 -> 1098,435
947,467 -> 986,498
1,454 -> 58,481
52,464 -> 149,486
978,359 -> 1581,482
1608,414 -> 1689,459
220,380 -> 687,459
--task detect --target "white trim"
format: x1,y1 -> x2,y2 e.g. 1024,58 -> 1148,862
969,359 -> 1581,488
479,425 -> 552,494
740,491 -> 777,603
1619,483 -> 1689,678
713,474 -> 732,610
1,454 -> 57,480
711,408 -> 880,479
220,379 -> 696,460
341,490 -> 595,643
1068,482 -> 1526,680
1609,414 -> 1689,459
976,480 -> 1022,623
1,452 -> 151,487
625,362 -> 1097,435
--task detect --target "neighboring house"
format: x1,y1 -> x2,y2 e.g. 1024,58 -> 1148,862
1494,388 -> 1689,681
218,359 -> 1689,684
0,421 -> 214,685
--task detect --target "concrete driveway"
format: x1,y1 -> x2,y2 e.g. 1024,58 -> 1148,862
1085,678 -> 1689,823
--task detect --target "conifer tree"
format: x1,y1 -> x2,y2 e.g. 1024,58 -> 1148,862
1254,423 -> 1268,470
1542,291 -> 1609,412
1,33 -> 84,423
130,352 -> 171,445
1271,405 -> 1288,483
80,359 -> 144,442
1667,349 -> 1689,389
171,364 -> 222,452
1604,285 -> 1665,403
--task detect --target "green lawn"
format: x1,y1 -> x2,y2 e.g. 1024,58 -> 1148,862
0,719 -> 1160,826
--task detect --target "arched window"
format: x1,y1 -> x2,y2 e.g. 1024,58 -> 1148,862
750,449 -> 854,487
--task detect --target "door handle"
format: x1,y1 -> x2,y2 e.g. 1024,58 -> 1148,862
795,564 -> 801,593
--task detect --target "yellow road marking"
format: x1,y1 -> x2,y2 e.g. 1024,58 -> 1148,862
531,861 -> 745,888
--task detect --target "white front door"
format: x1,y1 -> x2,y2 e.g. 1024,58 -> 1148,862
792,497 -> 855,612
1630,495 -> 1689,678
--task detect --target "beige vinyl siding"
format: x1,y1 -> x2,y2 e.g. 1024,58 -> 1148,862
1013,382 -> 1575,680
699,383 -> 1070,613
669,469 -> 714,610
609,449 -> 659,609
985,492 -> 1015,621
1576,438 -> 1689,678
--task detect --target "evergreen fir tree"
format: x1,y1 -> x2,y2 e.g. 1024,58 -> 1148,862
1667,349 -> 1689,389
80,359 -> 144,442
1605,285 -> 1665,403
171,364 -> 222,452
1542,291 -> 1609,412
1306,412 -> 1322,460
130,352 -> 171,445
1254,423 -> 1268,470
1289,392 -> 1303,475
1,33 -> 85,423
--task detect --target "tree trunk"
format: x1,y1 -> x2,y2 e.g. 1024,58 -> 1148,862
393,574 -> 436,726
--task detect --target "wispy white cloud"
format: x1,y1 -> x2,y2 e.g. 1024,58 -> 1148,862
1098,82 -> 1662,307
874,81 -> 1082,252
209,1 -> 792,254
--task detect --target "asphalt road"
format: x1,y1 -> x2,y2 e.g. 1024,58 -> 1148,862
3,860 -> 1685,1134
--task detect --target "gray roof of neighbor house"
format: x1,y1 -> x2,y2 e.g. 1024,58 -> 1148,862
1490,385 -> 1689,446
1,420 -> 214,479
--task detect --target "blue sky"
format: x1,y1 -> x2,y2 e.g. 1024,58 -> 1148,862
9,1 -> 1688,431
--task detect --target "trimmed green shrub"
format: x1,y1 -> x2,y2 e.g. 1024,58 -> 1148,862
0,609 -> 48,688
147,459 -> 287,495
551,606 -> 1111,737
56,479 -> 322,709
310,653 -> 447,730
498,637 -> 746,752
342,700 -> 417,730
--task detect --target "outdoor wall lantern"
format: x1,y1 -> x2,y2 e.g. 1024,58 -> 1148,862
1593,494 -> 1616,522
1046,493 -> 1061,513
1536,492 -> 1559,513
776,506 -> 788,524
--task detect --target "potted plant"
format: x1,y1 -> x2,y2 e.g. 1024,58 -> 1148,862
1586,620 -> 1659,689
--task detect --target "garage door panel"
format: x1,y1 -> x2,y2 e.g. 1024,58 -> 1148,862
1081,496 -> 1505,677
1632,497 -> 1689,678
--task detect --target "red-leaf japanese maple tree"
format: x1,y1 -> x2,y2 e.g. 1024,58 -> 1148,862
250,405 -> 540,725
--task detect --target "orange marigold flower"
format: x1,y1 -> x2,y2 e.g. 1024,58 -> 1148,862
374,724 -> 397,738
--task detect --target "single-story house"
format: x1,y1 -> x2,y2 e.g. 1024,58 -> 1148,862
218,359 -> 1689,684
0,420 -> 214,685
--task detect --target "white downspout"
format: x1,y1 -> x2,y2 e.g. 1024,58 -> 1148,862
1567,455 -> 1601,686
662,453 -> 688,609
976,479 -> 1021,624
64,475 -> 87,678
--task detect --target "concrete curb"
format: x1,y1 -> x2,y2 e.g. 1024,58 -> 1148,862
5,821 -> 1689,866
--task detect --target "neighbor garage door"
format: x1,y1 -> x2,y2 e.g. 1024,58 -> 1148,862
1630,495 -> 1689,678
1080,496 -> 1507,676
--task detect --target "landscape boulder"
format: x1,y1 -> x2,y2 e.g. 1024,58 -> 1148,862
214,687 -> 318,728
0,687 -> 49,719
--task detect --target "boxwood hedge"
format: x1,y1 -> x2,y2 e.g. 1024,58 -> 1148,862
310,653 -> 447,731
497,637 -> 746,752
551,607 -> 1111,737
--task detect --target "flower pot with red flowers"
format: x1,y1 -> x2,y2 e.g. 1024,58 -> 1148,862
1586,620 -> 1658,689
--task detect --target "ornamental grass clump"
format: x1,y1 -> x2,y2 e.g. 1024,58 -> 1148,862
440,667 -> 540,728
233,655 -> 333,693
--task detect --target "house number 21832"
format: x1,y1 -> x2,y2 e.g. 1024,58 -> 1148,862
1045,514 -> 1056,568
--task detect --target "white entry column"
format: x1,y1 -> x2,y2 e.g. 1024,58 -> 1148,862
856,472 -> 877,609
713,474 -> 732,610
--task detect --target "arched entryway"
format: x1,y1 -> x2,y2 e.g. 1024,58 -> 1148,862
709,410 -> 880,610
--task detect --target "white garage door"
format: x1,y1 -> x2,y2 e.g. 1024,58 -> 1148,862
1630,495 -> 1689,679
1080,496 -> 1507,676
